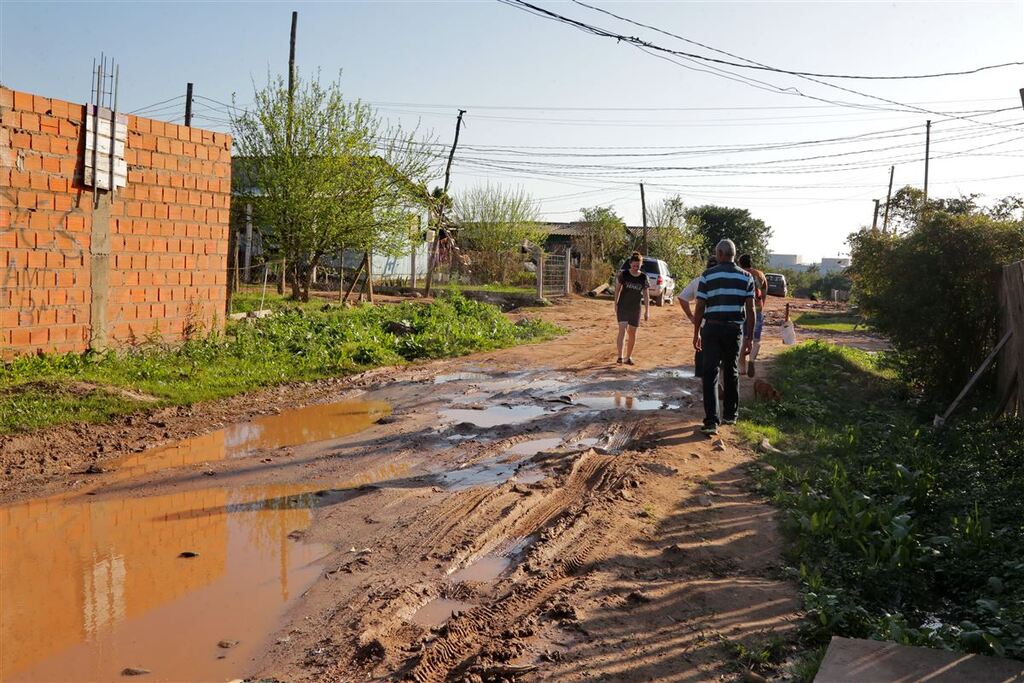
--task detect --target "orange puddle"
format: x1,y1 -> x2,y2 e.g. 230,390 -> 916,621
0,400 -> 393,683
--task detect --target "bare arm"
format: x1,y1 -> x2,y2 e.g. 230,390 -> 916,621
678,297 -> 694,323
643,286 -> 650,321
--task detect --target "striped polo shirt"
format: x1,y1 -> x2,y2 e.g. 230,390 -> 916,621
696,262 -> 755,324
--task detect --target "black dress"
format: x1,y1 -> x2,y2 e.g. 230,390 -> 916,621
616,270 -> 648,327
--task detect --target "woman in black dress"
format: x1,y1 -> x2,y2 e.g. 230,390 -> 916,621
614,251 -> 650,364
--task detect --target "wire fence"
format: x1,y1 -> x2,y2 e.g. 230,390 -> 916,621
540,253 -> 569,299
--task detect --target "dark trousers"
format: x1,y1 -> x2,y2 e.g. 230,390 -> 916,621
701,322 -> 741,427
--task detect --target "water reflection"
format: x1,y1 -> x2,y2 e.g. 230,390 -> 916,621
0,399 -> 395,683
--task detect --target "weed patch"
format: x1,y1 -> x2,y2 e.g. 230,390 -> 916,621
0,293 -> 561,435
793,311 -> 869,333
740,341 -> 1024,665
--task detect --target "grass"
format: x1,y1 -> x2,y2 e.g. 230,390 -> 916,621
0,293 -> 562,435
793,311 -> 869,333
738,341 -> 1024,677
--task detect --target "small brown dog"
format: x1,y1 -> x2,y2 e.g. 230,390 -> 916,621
753,379 -> 781,402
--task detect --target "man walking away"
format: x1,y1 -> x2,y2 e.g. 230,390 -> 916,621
738,254 -> 768,377
692,239 -> 755,436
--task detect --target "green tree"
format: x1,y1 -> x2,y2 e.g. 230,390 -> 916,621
232,71 -> 434,300
454,184 -> 545,283
646,194 -> 703,280
685,205 -> 772,267
574,206 -> 628,268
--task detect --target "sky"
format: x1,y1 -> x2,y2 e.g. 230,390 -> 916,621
2,0 -> 1023,261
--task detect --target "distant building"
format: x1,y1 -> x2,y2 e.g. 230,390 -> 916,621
768,254 -> 811,272
819,257 -> 851,274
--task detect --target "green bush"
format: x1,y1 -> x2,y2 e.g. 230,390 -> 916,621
849,211 -> 1024,398
0,293 -> 561,433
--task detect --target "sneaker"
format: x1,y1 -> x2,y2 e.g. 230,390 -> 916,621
700,424 -> 719,436
722,417 -> 738,425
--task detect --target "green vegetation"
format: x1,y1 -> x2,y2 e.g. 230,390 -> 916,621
776,267 -> 852,301
739,341 -> 1024,678
849,198 -> 1024,398
793,311 -> 868,333
0,294 -> 561,435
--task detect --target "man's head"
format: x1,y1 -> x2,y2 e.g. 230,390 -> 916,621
738,254 -> 753,269
715,239 -> 737,263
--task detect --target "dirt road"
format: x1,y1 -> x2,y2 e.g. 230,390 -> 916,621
1,296 -> 870,682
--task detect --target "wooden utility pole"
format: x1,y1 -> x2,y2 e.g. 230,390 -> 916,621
871,199 -> 880,232
424,109 -> 466,296
280,10 -> 298,296
184,83 -> 193,127
640,182 -> 648,254
882,165 -> 895,233
923,120 -> 931,204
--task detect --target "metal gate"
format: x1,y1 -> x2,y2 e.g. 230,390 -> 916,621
539,252 -> 569,299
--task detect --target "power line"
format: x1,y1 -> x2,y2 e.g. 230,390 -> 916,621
569,0 -> 1023,80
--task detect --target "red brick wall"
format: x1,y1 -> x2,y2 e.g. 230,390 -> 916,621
0,86 -> 231,357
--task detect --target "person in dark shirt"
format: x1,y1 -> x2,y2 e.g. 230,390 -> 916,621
692,239 -> 755,435
614,251 -> 650,365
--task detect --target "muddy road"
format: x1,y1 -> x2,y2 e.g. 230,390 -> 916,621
0,297 -> 850,683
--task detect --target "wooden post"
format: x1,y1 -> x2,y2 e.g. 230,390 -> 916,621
871,199 -> 880,232
640,182 -> 648,254
425,109 -> 466,296
535,249 -> 544,301
366,249 -> 374,304
883,165 -> 895,233
342,254 -> 366,303
243,203 -> 253,283
923,120 -> 931,204
564,249 -> 572,296
184,82 -> 193,127
997,260 -> 1024,417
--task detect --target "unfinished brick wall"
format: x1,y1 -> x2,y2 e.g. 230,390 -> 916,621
0,86 -> 231,357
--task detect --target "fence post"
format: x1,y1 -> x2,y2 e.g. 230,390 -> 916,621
997,260 -> 1024,416
535,249 -> 544,301
564,250 -> 572,296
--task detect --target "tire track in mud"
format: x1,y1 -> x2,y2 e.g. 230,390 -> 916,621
402,447 -> 640,683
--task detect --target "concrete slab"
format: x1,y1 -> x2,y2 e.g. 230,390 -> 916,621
815,637 -> 1024,683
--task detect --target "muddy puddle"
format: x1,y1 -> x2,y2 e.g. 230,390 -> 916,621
0,399 -> 395,683
410,598 -> 476,627
448,555 -> 511,583
576,394 -> 675,411
440,405 -> 556,428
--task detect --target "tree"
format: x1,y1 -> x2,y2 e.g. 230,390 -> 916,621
574,206 -> 628,268
232,71 -> 435,300
453,185 -> 545,283
646,194 -> 703,280
685,205 -> 772,267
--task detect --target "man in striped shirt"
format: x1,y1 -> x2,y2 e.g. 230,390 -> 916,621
692,239 -> 756,436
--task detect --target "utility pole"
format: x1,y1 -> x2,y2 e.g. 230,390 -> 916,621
923,120 -> 931,204
279,10 -> 297,296
184,83 -> 193,127
871,199 -> 880,232
425,109 -> 466,296
883,165 -> 894,233
639,182 -> 648,254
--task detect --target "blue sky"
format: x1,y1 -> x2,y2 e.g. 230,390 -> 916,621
3,0 -> 1022,261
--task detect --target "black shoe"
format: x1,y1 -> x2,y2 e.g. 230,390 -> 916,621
722,417 -> 737,425
700,424 -> 719,436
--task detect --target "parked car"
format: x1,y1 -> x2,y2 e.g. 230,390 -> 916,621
765,272 -> 788,297
620,257 -> 676,306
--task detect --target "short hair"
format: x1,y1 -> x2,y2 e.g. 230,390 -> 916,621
715,239 -> 737,261
738,254 -> 752,268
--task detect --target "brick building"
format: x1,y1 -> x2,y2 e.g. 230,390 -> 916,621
0,86 -> 232,358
